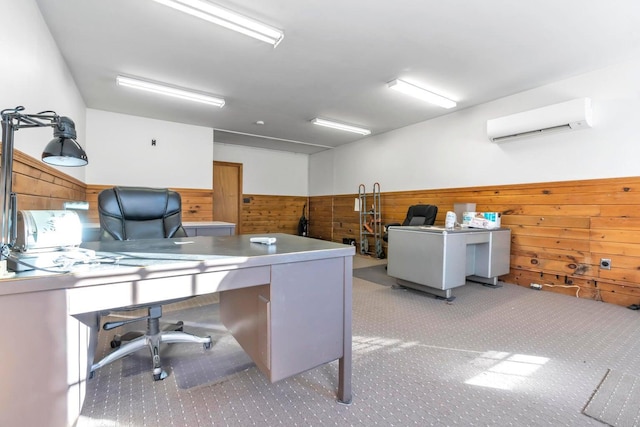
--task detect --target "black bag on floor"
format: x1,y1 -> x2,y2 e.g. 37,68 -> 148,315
298,204 -> 308,236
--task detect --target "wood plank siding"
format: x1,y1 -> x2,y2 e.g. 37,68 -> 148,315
241,194 -> 308,235
11,149 -> 86,213
309,177 -> 640,308
85,185 -> 213,223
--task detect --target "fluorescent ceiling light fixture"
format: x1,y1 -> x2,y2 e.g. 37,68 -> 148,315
150,0 -> 284,47
311,118 -> 371,136
116,76 -> 225,107
388,79 -> 457,109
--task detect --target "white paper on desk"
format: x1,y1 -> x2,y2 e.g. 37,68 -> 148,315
250,237 -> 277,245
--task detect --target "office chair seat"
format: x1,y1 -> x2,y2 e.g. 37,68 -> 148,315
90,186 -> 213,381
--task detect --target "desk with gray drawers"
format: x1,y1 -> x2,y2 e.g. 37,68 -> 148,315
0,233 -> 353,427
387,226 -> 511,300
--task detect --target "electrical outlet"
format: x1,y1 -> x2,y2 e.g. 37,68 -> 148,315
600,258 -> 611,270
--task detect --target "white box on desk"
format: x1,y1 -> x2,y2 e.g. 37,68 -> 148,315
462,212 -> 502,229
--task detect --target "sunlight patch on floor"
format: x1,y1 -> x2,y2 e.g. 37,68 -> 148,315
465,351 -> 549,390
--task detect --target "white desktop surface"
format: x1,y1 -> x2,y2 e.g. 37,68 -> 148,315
0,234 -> 354,427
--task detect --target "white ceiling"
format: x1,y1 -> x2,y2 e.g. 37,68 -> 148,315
36,0 -> 640,154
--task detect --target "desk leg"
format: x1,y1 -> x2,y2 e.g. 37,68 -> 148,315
468,275 -> 500,287
338,255 -> 353,404
338,357 -> 352,404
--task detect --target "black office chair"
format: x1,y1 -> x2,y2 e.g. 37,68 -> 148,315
383,204 -> 438,241
90,186 -> 212,380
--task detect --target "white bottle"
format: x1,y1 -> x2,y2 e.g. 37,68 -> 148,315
445,211 -> 456,229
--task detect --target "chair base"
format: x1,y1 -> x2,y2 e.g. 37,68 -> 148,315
91,312 -> 212,380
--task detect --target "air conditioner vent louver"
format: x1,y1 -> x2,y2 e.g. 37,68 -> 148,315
487,98 -> 592,143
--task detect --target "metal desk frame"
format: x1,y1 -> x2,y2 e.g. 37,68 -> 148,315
387,226 -> 511,300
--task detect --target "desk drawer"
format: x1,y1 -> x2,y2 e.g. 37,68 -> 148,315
465,232 -> 490,244
67,265 -> 270,315
184,225 -> 235,236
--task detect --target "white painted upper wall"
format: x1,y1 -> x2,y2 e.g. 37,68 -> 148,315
213,143 -> 309,195
86,109 -> 214,189
86,110 -> 310,193
2,0 -> 87,182
310,58 -> 640,195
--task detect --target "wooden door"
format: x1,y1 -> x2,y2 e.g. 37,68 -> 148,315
213,161 -> 242,234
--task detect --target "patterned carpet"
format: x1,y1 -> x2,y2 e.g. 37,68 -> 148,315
583,369 -> 640,426
78,260 -> 640,426
352,264 -> 396,286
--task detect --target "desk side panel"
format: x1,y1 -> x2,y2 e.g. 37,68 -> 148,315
270,257 -> 344,382
388,229 -> 444,287
0,290 -> 91,427
388,229 -> 461,288
221,257 -> 346,383
220,284 -> 272,374
474,229 -> 511,278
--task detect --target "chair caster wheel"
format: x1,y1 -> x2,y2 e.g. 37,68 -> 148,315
89,370 -> 95,379
110,335 -> 122,348
153,370 -> 168,381
203,337 -> 212,350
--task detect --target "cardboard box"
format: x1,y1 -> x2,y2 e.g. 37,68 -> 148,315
462,212 -> 502,229
454,203 -> 476,223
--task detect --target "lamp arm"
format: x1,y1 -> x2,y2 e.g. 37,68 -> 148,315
2,108 -> 62,131
0,113 -> 17,257
0,107 -> 66,257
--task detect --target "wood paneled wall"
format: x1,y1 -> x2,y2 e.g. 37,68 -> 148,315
12,149 -> 86,212
308,195 -> 334,240
309,177 -> 640,308
85,185 -> 213,223
241,194 -> 308,235
9,148 -> 307,235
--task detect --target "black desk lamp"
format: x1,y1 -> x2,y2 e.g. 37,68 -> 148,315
0,106 -> 88,275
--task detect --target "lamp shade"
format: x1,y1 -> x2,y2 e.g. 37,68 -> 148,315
42,138 -> 88,166
41,116 -> 88,166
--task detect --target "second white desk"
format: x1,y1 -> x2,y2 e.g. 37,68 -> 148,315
387,226 -> 511,300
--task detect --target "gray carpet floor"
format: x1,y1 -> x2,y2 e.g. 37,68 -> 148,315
78,256 -> 640,426
583,369 -> 640,426
353,264 -> 397,287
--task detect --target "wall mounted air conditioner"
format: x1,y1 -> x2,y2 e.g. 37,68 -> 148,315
487,98 -> 593,143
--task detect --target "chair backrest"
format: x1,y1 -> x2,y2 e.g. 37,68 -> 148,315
98,186 -> 187,241
402,204 -> 438,226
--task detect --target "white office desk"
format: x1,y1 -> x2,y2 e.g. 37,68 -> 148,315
0,234 -> 353,427
387,226 -> 511,300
